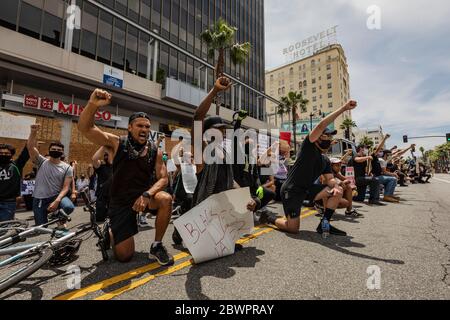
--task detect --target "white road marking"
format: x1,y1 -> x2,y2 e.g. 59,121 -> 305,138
433,177 -> 450,184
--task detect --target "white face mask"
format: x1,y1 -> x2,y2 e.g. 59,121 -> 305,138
362,149 -> 369,156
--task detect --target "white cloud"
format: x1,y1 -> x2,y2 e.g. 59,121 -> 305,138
265,0 -> 450,151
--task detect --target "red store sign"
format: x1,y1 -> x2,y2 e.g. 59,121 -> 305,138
23,95 -> 113,122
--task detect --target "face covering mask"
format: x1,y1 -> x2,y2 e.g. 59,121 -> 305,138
49,151 -> 63,159
362,149 -> 369,156
318,140 -> 332,150
377,152 -> 384,158
162,154 -> 168,162
0,155 -> 12,165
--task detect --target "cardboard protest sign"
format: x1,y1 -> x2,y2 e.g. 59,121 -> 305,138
173,188 -> 254,264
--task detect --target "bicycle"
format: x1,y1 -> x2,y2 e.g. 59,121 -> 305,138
0,188 -> 109,294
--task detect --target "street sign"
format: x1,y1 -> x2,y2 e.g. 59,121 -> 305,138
103,65 -> 123,89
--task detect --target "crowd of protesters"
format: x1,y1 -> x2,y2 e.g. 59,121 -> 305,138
0,75 -> 437,266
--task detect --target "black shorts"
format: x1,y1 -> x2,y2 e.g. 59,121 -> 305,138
281,184 -> 328,218
108,205 -> 139,246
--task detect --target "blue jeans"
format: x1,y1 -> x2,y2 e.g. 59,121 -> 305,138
377,175 -> 398,196
0,201 -> 16,222
32,196 -> 75,226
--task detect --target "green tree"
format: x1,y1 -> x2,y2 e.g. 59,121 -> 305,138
201,19 -> 251,115
276,104 -> 287,125
280,91 -> 309,153
340,118 -> 357,140
359,136 -> 374,149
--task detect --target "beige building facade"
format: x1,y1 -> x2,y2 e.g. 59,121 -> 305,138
265,44 -> 352,141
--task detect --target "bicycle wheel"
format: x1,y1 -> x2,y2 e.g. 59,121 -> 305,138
0,248 -> 53,294
0,220 -> 29,241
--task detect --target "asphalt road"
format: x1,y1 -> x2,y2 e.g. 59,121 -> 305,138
1,174 -> 450,300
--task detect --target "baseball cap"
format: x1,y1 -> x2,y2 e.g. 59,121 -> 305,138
330,158 -> 342,164
203,116 -> 233,132
129,112 -> 151,124
323,128 -> 337,136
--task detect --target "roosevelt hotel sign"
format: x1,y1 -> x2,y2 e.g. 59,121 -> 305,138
283,26 -> 338,63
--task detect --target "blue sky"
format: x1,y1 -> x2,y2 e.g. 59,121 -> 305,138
264,0 -> 450,151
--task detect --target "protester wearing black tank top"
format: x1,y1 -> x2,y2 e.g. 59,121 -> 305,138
78,89 -> 174,266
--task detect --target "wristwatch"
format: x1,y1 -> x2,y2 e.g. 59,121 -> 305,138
142,191 -> 152,199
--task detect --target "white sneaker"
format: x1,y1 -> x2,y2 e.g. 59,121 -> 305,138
138,214 -> 149,227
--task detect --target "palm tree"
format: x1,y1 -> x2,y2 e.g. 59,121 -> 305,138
359,136 -> 374,149
276,104 -> 287,125
201,19 -> 251,115
280,91 -> 309,153
419,146 -> 425,160
340,118 -> 357,140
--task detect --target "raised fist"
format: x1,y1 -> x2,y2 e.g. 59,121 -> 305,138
89,89 -> 112,108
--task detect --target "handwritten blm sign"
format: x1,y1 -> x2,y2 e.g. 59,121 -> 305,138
173,188 -> 254,264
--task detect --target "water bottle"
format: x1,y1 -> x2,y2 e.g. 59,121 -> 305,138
321,219 -> 330,239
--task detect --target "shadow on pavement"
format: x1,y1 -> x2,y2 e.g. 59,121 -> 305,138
286,231 -> 405,265
182,246 -> 265,300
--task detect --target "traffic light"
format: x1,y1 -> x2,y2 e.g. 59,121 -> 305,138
403,135 -> 408,143
446,133 -> 450,143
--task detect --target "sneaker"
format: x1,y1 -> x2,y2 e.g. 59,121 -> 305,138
138,214 -> 150,227
383,196 -> 400,203
345,209 -> 363,218
368,200 -> 387,206
149,243 -> 174,266
316,223 -> 347,237
54,226 -> 70,239
259,210 -> 277,225
329,225 -> 347,236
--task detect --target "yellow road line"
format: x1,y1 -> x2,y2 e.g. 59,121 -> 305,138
55,208 -> 316,300
93,209 -> 317,301
94,259 -> 194,300
53,251 -> 191,300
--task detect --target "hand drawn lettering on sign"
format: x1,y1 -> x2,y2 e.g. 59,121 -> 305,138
173,188 -> 254,263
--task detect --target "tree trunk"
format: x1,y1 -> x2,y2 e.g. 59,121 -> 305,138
215,49 -> 225,115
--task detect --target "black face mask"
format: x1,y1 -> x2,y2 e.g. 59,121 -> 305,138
0,155 -> 12,165
49,151 -> 63,159
318,139 -> 332,150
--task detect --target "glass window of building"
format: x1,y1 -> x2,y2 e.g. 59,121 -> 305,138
129,0 -> 140,22
140,0 -> 151,28
312,78 -> 316,84
1,0 -> 20,31
327,73 -> 332,80
97,11 -> 113,64
152,0 -> 161,31
126,25 -> 138,74
138,31 -> 150,78
80,1 -> 98,60
328,92 -> 333,99
328,83 -> 332,89
19,0 -> 44,39
312,96 -> 317,102
112,18 -> 126,69
312,87 -> 316,93
171,0 -> 180,42
41,0 -> 64,47
328,102 -> 333,108
115,0 -> 127,15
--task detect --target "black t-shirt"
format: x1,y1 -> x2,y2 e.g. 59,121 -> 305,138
351,156 -> 367,178
284,136 -> 332,192
0,146 -> 29,201
371,154 -> 382,177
